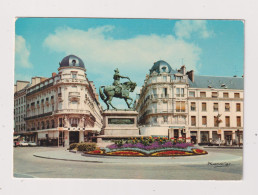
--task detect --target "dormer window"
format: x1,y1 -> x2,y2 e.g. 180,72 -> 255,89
72,59 -> 76,66
161,66 -> 167,72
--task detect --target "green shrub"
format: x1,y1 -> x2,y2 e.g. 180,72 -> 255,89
69,143 -> 78,150
77,142 -> 96,152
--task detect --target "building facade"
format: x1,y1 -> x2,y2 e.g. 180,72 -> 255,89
14,81 -> 30,135
135,60 -> 243,145
14,55 -> 103,147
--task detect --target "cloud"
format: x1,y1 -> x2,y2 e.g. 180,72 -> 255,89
43,26 -> 202,76
15,35 -> 33,68
14,73 -> 31,82
43,25 -> 203,109
174,20 -> 213,39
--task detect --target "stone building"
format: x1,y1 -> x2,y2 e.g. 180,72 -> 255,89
15,55 -> 103,147
135,60 -> 243,145
14,80 -> 30,135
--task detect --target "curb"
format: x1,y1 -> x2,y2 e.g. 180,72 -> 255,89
204,146 -> 243,149
33,154 -> 103,163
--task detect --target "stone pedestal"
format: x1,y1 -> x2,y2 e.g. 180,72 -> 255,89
97,110 -> 140,143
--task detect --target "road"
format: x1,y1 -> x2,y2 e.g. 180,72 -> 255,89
13,147 -> 243,180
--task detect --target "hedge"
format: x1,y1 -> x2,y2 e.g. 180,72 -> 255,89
69,142 -> 96,152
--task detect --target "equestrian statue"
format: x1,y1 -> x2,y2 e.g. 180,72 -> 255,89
99,68 -> 137,110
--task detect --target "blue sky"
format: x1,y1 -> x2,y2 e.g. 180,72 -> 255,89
15,18 -> 244,108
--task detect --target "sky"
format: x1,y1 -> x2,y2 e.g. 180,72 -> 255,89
15,18 -> 244,108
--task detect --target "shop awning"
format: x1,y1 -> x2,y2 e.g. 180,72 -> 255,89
13,135 -> 20,140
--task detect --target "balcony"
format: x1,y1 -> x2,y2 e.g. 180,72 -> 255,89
24,111 -> 53,121
54,109 -> 90,115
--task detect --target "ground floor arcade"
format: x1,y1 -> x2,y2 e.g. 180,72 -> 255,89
139,126 -> 243,145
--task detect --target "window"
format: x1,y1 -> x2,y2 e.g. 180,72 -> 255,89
176,88 -> 184,97
163,116 -> 168,123
236,103 -> 241,112
214,116 -> 218,127
72,73 -> 77,79
237,116 -> 241,127
225,116 -> 230,127
225,103 -> 230,111
153,117 -> 158,123
202,102 -> 207,111
200,92 -> 206,97
163,76 -> 167,81
223,92 -> 229,98
163,88 -> 168,97
234,93 -> 240,98
191,116 -> 196,126
202,116 -> 207,125
189,91 -> 195,97
213,103 -> 218,111
212,92 -> 218,98
191,102 -> 196,111
176,101 -> 185,112
59,118 -> 63,127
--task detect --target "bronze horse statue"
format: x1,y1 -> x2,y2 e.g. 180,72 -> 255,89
99,81 -> 137,110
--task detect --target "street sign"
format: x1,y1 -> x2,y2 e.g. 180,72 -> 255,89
217,129 -> 222,134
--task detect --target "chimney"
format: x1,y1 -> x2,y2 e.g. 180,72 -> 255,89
186,70 -> 194,82
181,65 -> 186,75
52,72 -> 57,77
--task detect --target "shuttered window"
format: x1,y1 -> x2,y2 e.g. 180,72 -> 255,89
200,92 -> 206,97
213,103 -> 218,111
223,92 -> 229,98
191,116 -> 196,126
202,116 -> 207,125
225,116 -> 230,127
237,116 -> 241,127
214,116 -> 218,127
236,103 -> 241,111
212,92 -> 218,98
234,93 -> 240,98
202,102 -> 207,111
225,103 -> 230,111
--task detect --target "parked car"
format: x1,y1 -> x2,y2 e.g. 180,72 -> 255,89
208,139 -> 225,146
28,141 -> 37,147
19,141 -> 29,147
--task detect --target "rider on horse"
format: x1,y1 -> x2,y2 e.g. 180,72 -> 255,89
113,68 -> 131,94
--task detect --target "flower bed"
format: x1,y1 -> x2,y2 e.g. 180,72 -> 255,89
85,137 -> 208,157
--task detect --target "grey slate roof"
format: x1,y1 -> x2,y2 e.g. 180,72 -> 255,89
189,75 -> 244,90
59,55 -> 85,69
150,60 -> 177,74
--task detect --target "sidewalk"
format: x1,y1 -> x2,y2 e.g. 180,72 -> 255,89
33,149 -> 242,165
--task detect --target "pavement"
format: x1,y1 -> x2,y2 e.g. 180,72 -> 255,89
33,147 -> 242,165
14,147 -> 243,179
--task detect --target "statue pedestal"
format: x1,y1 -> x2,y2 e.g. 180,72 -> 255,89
97,110 -> 142,144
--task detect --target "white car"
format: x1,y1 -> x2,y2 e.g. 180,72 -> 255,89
19,141 -> 29,147
28,142 -> 37,147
